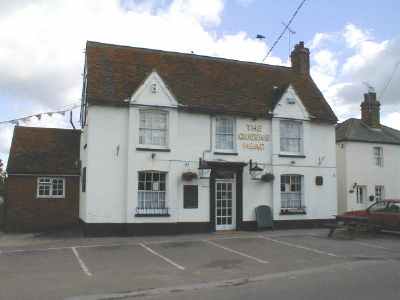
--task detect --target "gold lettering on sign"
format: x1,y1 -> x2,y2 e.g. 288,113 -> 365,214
239,123 -> 270,151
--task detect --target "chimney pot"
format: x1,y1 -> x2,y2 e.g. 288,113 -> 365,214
291,41 -> 310,76
361,92 -> 381,128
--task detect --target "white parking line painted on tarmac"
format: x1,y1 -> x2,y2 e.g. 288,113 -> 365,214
139,243 -> 185,270
308,235 -> 391,251
258,235 -> 340,258
353,241 -> 390,250
205,240 -> 269,264
71,247 -> 93,277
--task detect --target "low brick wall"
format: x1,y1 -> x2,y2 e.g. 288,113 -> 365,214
5,175 -> 80,232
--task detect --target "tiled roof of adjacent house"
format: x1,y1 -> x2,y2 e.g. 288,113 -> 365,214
336,118 -> 400,145
7,126 -> 81,175
85,41 -> 337,123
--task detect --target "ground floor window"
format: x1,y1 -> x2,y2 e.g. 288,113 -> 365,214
137,171 -> 168,216
37,177 -> 65,198
356,185 -> 367,204
375,185 -> 385,202
280,175 -> 303,210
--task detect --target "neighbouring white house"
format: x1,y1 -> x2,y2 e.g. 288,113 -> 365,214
79,40 -> 338,236
336,91 -> 400,213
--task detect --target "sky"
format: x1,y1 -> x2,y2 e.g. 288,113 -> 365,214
0,0 -> 399,166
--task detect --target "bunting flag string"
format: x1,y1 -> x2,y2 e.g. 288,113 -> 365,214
0,103 -> 80,126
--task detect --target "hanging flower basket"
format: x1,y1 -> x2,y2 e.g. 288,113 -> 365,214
260,173 -> 275,182
182,171 -> 198,181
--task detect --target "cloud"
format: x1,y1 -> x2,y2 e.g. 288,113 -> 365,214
0,0 -> 285,164
309,32 -> 336,50
168,0 -> 224,26
309,23 -> 400,129
383,112 -> 400,130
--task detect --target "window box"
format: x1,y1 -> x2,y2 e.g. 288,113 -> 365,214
280,208 -> 307,215
278,154 -> 306,158
135,207 -> 170,217
213,151 -> 238,156
136,147 -> 171,152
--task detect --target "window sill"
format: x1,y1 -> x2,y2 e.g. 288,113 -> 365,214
37,196 -> 65,199
214,151 -> 239,156
279,154 -> 306,158
136,147 -> 171,152
280,209 -> 306,215
135,213 -> 170,217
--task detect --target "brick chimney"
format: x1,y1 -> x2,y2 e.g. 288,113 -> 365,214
361,92 -> 381,128
291,41 -> 310,76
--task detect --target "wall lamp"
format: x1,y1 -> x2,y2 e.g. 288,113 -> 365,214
249,159 -> 264,180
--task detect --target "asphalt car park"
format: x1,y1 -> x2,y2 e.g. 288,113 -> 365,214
1,229 -> 400,300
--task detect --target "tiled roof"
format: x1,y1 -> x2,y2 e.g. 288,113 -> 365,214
336,118 -> 400,145
85,41 -> 337,123
7,127 -> 81,175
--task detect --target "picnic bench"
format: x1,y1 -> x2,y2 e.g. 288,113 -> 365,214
326,215 -> 369,238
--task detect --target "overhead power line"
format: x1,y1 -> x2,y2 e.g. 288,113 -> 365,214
379,60 -> 400,100
262,0 -> 308,62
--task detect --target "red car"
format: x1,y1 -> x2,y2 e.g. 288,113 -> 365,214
337,199 -> 400,232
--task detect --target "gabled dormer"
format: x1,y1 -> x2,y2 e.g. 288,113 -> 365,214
130,70 -> 178,108
272,85 -> 310,121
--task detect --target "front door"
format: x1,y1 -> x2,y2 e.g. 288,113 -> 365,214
215,179 -> 236,230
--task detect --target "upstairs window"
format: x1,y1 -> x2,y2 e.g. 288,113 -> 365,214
37,177 -> 65,198
280,120 -> 303,154
139,110 -> 168,147
373,146 -> 383,167
215,117 -> 235,151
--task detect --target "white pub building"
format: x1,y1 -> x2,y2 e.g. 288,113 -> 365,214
79,41 -> 338,235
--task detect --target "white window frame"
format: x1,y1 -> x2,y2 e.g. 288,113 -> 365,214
215,116 -> 236,153
356,185 -> 367,204
137,171 -> 167,210
280,174 -> 304,209
375,185 -> 385,202
279,119 -> 303,155
37,177 -> 65,199
373,146 -> 384,167
138,109 -> 169,149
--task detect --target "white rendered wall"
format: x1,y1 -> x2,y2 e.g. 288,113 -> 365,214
337,141 -> 400,212
271,118 -> 337,220
80,77 -> 337,224
84,106 -> 129,223
271,85 -> 337,220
